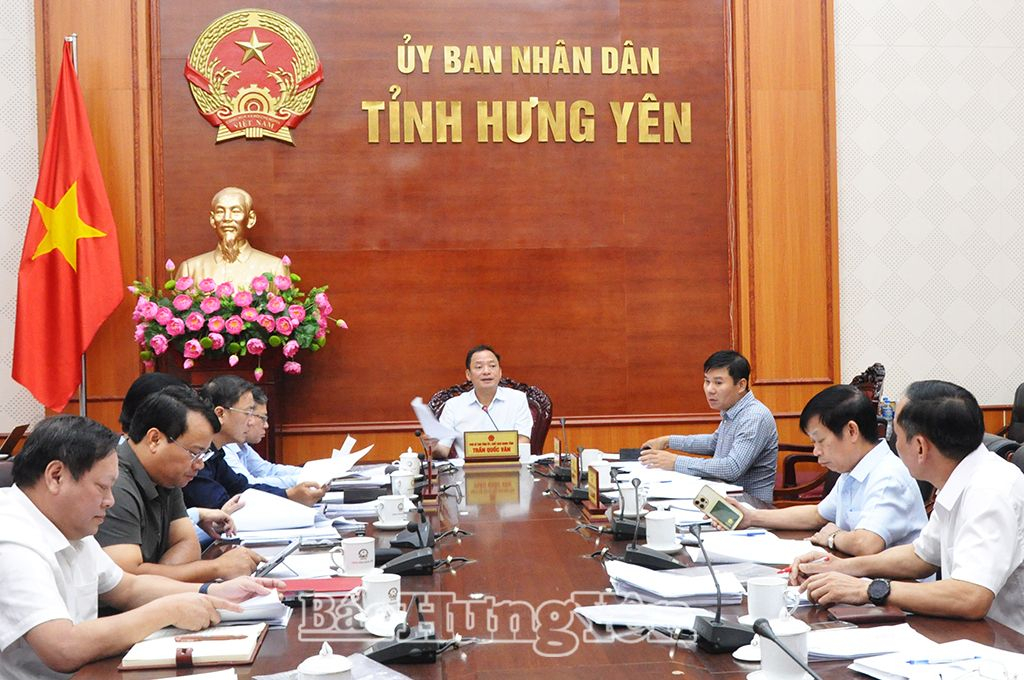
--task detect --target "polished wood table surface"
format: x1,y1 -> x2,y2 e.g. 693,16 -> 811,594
74,464 -> 1024,678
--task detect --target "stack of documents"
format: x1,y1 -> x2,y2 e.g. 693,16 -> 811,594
806,623 -> 933,661
232,489 -> 320,533
605,560 -> 744,607
574,603 -> 713,631
218,590 -> 291,629
685,531 -> 825,566
849,639 -> 1024,678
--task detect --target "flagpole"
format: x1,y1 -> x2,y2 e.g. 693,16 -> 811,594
64,33 -> 88,418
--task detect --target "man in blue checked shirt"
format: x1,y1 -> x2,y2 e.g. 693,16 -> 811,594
220,386 -> 302,489
639,350 -> 779,502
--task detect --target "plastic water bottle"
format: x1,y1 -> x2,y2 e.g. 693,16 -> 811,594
880,396 -> 895,440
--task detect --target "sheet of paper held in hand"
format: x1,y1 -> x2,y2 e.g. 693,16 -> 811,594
411,396 -> 460,441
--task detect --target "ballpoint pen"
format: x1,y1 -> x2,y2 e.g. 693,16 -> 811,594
905,655 -> 983,665
777,555 -> 829,574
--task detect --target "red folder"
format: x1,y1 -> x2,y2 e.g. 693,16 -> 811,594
281,577 -> 362,597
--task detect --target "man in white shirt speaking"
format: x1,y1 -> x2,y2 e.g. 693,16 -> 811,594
0,415 -> 280,679
429,345 -> 534,459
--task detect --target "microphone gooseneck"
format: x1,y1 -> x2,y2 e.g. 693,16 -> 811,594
480,404 -> 500,430
689,523 -> 722,623
629,478 -> 643,549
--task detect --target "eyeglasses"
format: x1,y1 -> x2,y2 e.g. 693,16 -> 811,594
166,437 -> 216,463
227,406 -> 269,424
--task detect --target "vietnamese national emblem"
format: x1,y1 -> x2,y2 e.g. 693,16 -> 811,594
184,9 -> 323,144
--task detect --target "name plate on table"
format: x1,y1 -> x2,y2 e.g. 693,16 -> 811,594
464,431 -> 519,462
570,453 -> 581,487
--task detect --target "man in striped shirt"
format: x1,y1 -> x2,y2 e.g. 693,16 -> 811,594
639,350 -> 779,502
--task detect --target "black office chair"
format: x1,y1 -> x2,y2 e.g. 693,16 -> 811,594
999,383 -> 1024,443
0,461 -> 13,488
1009,446 -> 1024,475
983,433 -> 1019,459
427,377 -> 553,456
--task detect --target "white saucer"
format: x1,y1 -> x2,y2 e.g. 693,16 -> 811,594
332,566 -> 383,577
643,540 -> 683,554
614,508 -> 649,519
354,609 -> 407,637
747,672 -> 811,680
732,642 -> 760,662
373,519 -> 409,530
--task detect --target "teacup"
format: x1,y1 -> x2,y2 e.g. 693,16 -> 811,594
375,494 -> 409,524
330,536 -> 375,576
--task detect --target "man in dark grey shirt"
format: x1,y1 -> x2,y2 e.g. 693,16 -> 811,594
95,385 -> 263,582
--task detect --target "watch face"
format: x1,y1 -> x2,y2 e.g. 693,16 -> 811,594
868,578 -> 890,603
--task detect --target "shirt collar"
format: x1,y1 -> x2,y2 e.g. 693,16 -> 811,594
117,439 -> 159,502
722,390 -> 755,420
934,444 -> 989,511
8,485 -> 71,554
849,440 -> 894,482
471,386 -> 507,407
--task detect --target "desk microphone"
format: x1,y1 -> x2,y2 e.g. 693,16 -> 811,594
481,404 -> 500,430
391,503 -> 435,549
365,595 -> 468,664
560,417 -> 568,458
689,523 -> 754,653
623,478 -> 681,570
608,471 -> 645,540
752,618 -> 822,680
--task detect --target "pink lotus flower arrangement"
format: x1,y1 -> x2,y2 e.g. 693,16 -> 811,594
129,259 -> 346,381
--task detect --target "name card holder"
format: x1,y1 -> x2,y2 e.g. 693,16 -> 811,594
464,431 -> 519,463
580,466 -> 609,523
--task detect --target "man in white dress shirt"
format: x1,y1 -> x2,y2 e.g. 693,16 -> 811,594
428,345 -> 534,459
791,380 -> 1024,635
0,415 -> 281,679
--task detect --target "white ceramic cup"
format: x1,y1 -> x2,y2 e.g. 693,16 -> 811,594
330,536 -> 375,576
391,470 -> 415,497
375,494 -> 408,524
747,576 -> 800,620
518,442 -> 532,464
589,460 -> 612,488
757,617 -> 810,679
644,510 -> 677,547
616,481 -> 647,516
351,572 -> 402,621
580,448 -> 603,471
391,451 -> 420,474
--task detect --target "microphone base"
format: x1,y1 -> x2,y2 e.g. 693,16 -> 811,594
608,514 -> 646,540
365,626 -> 439,664
693,616 -> 754,654
382,548 -> 435,576
390,524 -> 435,549
551,465 -> 572,482
624,545 -> 682,570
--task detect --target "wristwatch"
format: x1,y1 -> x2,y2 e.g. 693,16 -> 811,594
867,578 -> 891,606
826,529 -> 841,551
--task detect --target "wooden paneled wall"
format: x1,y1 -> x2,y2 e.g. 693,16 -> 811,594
34,0 -> 860,467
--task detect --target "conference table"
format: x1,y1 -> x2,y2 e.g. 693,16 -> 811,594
74,463 -> 1024,679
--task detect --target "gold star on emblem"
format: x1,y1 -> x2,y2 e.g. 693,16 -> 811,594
235,30 -> 272,65
31,182 -> 107,272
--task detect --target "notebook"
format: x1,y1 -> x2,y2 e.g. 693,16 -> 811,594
119,622 -> 267,670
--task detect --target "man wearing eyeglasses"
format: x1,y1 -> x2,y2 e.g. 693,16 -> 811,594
96,385 -> 266,582
183,376 -> 325,509
221,387 -> 303,489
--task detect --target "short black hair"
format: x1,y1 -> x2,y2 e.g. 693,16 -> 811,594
703,350 -> 751,384
251,386 -> 268,406
119,372 -> 189,431
127,385 -> 220,444
200,375 -> 255,409
12,415 -> 119,487
800,384 -> 879,442
465,344 -> 501,369
898,380 -> 984,462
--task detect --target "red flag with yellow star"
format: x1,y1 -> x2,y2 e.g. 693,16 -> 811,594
13,42 -> 123,411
